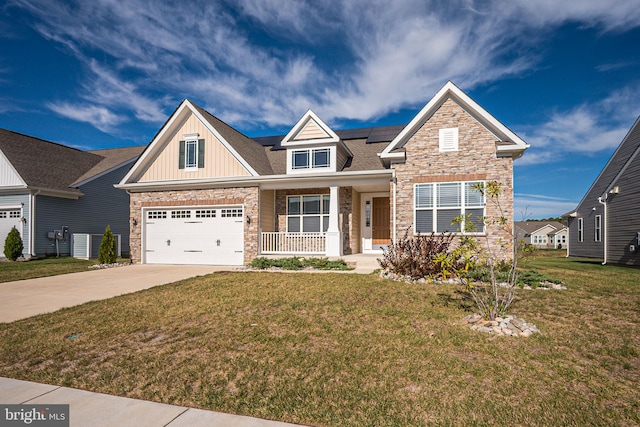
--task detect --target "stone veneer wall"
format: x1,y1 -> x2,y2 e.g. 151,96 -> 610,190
392,98 -> 515,260
274,187 -> 356,255
128,186 -> 259,264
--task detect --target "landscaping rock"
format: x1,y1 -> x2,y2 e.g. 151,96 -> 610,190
462,314 -> 540,337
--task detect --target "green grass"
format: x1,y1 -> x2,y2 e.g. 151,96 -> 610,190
0,255 -> 638,426
0,257 -> 130,283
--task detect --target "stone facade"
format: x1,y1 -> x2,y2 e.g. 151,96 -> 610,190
391,98 -> 515,260
128,186 -> 259,264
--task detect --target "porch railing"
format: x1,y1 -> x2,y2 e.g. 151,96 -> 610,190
260,232 -> 326,254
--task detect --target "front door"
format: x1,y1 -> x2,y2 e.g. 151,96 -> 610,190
372,197 -> 390,246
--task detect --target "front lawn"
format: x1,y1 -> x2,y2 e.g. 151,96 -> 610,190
0,256 -> 638,426
0,257 -> 95,283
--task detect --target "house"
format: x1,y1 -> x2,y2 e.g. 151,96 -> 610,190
566,115 -> 640,265
0,128 -> 144,258
116,81 -> 529,265
515,221 -> 568,249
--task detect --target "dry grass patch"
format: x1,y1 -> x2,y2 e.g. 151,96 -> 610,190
0,259 -> 639,426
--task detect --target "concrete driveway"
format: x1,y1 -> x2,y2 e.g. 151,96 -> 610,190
0,265 -> 231,323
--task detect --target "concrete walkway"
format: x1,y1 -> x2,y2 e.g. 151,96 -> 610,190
0,377 -> 305,426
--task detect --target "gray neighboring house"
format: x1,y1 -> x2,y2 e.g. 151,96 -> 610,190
0,128 -> 144,258
515,221 -> 568,249
566,115 -> 640,265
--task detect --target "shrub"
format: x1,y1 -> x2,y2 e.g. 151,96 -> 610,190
3,226 -> 24,261
98,225 -> 117,264
249,257 -> 274,269
378,228 -> 455,280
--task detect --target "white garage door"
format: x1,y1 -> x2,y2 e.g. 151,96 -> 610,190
0,209 -> 22,245
144,206 -> 244,265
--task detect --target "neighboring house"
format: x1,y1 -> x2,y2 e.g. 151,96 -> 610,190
515,221 -> 568,249
566,115 -> 640,266
0,128 -> 144,258
116,81 -> 529,266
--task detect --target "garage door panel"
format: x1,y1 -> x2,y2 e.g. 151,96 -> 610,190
144,207 -> 244,265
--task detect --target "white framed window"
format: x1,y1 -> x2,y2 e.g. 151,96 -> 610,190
291,148 -> 330,170
185,139 -> 198,169
578,218 -> 583,242
179,138 -> 204,170
439,128 -> 459,152
147,211 -> 167,219
414,181 -> 485,234
171,210 -> 191,219
287,194 -> 330,233
195,210 -> 216,218
221,208 -> 243,218
595,215 -> 602,242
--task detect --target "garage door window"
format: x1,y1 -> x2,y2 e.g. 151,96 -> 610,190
0,210 -> 20,219
171,210 -> 191,219
196,209 -> 216,218
148,211 -> 167,219
221,208 -> 243,217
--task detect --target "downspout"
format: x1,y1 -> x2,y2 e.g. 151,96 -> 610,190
598,196 -> 607,265
29,189 -> 41,257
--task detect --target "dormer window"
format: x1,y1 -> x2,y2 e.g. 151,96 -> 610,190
292,148 -> 330,170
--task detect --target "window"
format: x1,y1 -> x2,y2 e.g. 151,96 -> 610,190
291,148 -> 330,170
171,210 -> 191,218
439,128 -> 459,152
195,210 -> 216,218
533,235 -> 547,244
578,218 -> 583,242
147,211 -> 167,219
287,194 -> 330,233
179,139 -> 205,170
9,211 -> 20,218
221,208 -> 243,218
595,215 -> 602,242
414,181 -> 485,234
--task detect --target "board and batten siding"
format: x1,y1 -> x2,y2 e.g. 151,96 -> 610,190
294,119 -> 329,140
606,145 -> 640,266
259,190 -> 275,233
0,193 -> 30,257
139,113 -> 251,182
34,165 -> 132,257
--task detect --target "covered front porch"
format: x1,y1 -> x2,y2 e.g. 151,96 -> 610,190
257,172 -> 393,257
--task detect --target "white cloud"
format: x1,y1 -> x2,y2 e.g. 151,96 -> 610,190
8,0 -> 640,135
47,102 -> 125,133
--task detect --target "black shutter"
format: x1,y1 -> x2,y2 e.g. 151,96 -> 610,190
198,139 -> 205,168
178,140 -> 185,169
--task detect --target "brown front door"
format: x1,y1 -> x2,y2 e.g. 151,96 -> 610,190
372,197 -> 391,245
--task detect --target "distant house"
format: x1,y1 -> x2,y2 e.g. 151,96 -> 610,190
566,116 -> 640,265
0,128 -> 144,258
117,81 -> 529,265
515,221 -> 568,249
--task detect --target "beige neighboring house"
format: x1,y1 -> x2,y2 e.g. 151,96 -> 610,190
515,221 -> 568,249
116,81 -> 529,265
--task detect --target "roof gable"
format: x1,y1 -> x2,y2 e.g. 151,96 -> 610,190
0,128 -> 105,196
281,110 -> 340,146
572,115 -> 640,214
381,81 -> 529,162
121,100 -> 275,185
0,148 -> 26,188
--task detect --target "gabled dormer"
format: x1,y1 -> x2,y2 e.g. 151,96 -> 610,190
282,110 -> 353,174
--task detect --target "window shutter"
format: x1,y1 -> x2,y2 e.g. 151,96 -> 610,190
198,139 -> 205,168
178,140 -> 185,169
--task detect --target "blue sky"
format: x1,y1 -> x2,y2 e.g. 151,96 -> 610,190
2,0 -> 640,219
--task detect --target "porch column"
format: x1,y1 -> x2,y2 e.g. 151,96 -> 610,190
325,185 -> 342,257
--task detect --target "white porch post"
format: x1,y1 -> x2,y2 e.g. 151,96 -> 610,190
325,185 -> 342,257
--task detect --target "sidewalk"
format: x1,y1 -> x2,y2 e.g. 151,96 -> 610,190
0,377 -> 307,427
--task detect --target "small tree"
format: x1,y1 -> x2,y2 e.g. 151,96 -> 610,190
4,226 -> 24,261
451,181 -> 520,320
98,225 -> 117,264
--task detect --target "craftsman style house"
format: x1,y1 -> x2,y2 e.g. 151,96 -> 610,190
117,81 -> 529,265
0,128 -> 144,258
566,115 -> 640,266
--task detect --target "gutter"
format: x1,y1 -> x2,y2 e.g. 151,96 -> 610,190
598,196 -> 607,265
